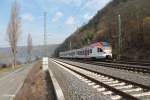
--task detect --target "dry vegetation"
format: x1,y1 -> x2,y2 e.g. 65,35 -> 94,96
14,61 -> 55,100
0,65 -> 21,75
7,1 -> 21,68
55,0 -> 150,61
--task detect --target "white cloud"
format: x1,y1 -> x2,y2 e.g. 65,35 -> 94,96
52,11 -> 64,22
21,13 -> 34,22
83,14 -> 93,20
65,16 -> 76,25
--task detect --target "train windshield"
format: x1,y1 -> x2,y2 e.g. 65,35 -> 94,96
102,42 -> 110,47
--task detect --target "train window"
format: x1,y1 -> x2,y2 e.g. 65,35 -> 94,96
100,49 -> 103,52
90,49 -> 92,53
88,50 -> 90,54
97,48 -> 103,52
85,50 -> 87,55
87,50 -> 89,55
78,51 -> 80,55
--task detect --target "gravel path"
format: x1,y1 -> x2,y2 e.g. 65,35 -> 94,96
49,60 -> 111,100
56,59 -> 150,87
0,63 -> 34,100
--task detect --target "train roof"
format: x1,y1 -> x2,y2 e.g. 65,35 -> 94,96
60,42 -> 110,54
85,42 -> 110,48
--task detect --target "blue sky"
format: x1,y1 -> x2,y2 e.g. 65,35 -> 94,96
0,0 -> 111,47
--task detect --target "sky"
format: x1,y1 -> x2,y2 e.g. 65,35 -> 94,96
0,0 -> 111,47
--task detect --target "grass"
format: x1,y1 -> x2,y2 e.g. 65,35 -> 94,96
0,64 -> 25,75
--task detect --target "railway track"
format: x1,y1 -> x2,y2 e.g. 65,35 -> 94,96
106,60 -> 150,67
66,59 -> 150,75
52,59 -> 150,100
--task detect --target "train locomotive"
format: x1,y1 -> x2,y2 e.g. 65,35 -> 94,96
59,42 -> 112,59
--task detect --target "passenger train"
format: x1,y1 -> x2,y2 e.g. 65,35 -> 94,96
59,42 -> 112,59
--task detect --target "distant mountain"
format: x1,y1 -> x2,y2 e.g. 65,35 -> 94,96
0,44 -> 59,63
55,0 -> 150,61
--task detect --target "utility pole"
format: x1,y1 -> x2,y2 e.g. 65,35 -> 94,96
70,41 -> 72,50
118,14 -> 122,60
44,12 -> 47,57
42,12 -> 48,72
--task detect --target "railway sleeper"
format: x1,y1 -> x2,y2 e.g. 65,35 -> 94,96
133,91 -> 150,98
109,82 -> 126,87
115,85 -> 133,90
123,88 -> 142,93
110,95 -> 122,100
104,80 -> 119,84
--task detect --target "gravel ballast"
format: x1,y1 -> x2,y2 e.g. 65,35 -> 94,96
56,59 -> 150,87
49,60 -> 111,100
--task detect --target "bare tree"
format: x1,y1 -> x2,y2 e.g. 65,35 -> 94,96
7,1 -> 21,68
27,33 -> 33,63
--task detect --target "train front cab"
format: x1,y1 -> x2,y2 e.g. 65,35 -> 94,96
90,47 -> 112,60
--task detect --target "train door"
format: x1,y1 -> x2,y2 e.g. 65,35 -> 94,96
97,48 -> 105,59
90,48 -> 97,59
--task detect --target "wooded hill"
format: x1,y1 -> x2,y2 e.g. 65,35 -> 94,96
54,0 -> 150,61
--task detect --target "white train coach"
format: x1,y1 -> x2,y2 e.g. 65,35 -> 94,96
59,42 -> 112,59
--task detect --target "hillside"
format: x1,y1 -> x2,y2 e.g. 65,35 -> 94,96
55,0 -> 150,61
